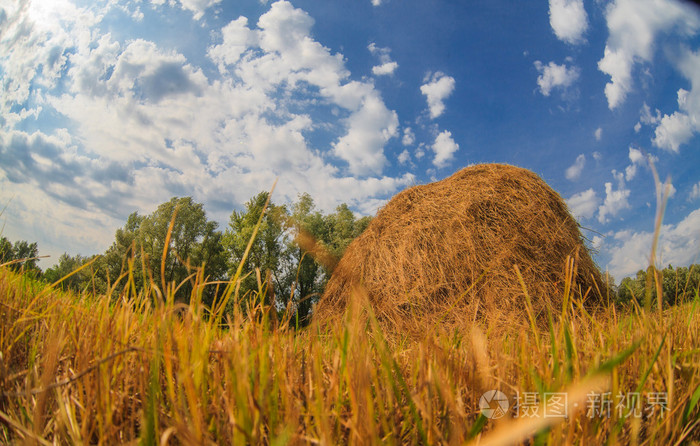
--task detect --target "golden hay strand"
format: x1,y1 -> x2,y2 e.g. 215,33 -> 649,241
315,163 -> 605,335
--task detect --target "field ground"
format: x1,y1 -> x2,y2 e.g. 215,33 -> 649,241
0,264 -> 699,445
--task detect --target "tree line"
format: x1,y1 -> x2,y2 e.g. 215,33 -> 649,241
1,192 -> 370,326
616,264 -> 700,308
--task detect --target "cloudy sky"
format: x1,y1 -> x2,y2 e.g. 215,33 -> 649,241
1,0 -> 700,280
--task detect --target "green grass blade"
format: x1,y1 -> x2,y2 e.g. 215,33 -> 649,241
140,351 -> 160,446
212,180 -> 277,321
683,383 -> 700,425
635,334 -> 666,394
514,264 -> 541,352
589,340 -> 642,376
563,323 -> 575,381
467,414 -> 488,440
548,312 -> 560,382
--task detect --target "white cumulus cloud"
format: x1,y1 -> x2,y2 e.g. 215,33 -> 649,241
372,62 -> 398,76
332,93 -> 399,176
534,61 -> 579,97
420,72 -> 455,119
549,0 -> 588,44
653,112 -> 693,152
565,154 -> 585,180
595,127 -> 603,141
598,170 -> 631,224
397,149 -> 411,165
368,42 -> 398,76
625,146 -> 645,181
150,0 -> 222,20
207,17 -> 258,71
653,47 -> 700,152
640,103 -> 661,126
177,0 -> 222,20
402,127 -> 415,146
598,0 -> 700,109
567,188 -> 599,220
431,130 -> 459,168
689,182 -> 700,201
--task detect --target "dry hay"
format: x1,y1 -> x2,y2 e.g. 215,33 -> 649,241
315,163 -> 606,335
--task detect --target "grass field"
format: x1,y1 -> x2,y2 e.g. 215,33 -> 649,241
1,250 -> 699,445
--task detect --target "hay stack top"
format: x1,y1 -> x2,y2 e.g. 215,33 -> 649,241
315,163 -> 604,332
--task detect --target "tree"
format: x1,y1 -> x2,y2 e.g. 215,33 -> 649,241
660,264 -> 699,305
141,197 -> 227,303
0,236 -> 40,275
43,253 -> 99,293
222,192 -> 289,306
102,212 -> 146,292
617,275 -> 642,305
0,237 -> 13,265
283,193 -> 328,325
101,198 -> 226,305
279,198 -> 374,326
324,204 -> 372,259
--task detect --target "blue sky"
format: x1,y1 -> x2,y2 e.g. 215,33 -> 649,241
1,0 -> 700,280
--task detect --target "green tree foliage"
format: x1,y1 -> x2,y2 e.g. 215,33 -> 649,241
43,253 -> 100,293
102,211 -> 146,289
222,192 -> 288,306
281,196 -> 373,326
101,197 -> 226,304
617,264 -> 700,307
142,197 -> 226,292
219,191 -> 373,325
0,236 -> 40,275
323,203 -> 372,259
283,193 -> 328,325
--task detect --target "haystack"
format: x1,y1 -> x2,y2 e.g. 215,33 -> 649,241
315,163 -> 605,334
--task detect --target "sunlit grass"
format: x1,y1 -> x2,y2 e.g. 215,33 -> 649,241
0,254 -> 698,444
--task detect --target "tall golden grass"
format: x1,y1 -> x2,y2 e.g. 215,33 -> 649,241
0,252 -> 698,444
